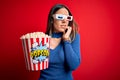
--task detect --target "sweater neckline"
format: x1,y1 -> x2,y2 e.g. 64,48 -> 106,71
52,32 -> 63,38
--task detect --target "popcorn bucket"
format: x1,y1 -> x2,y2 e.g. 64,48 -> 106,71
20,32 -> 50,71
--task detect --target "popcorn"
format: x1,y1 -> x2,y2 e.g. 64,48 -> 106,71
20,32 -> 50,71
20,32 -> 50,39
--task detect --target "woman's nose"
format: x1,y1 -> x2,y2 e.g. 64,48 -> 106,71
62,19 -> 67,23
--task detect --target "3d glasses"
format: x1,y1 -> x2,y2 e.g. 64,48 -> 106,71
53,14 -> 73,21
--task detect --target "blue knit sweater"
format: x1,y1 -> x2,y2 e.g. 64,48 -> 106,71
39,33 -> 81,80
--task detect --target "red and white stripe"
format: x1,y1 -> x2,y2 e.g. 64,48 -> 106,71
21,37 -> 50,71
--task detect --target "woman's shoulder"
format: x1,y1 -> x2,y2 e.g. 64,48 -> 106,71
75,33 -> 80,40
76,33 -> 80,37
71,33 -> 80,43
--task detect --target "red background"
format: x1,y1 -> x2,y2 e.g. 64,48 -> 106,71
0,0 -> 120,80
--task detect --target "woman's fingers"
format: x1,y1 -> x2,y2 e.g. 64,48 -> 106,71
62,26 -> 72,40
65,26 -> 72,35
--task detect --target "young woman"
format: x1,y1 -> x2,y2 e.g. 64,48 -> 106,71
39,4 -> 81,80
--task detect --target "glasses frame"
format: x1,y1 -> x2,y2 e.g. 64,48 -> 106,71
53,14 -> 73,21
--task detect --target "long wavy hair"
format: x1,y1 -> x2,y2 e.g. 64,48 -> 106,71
46,4 -> 78,41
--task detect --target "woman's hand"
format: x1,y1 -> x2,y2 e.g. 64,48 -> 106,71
62,26 -> 72,41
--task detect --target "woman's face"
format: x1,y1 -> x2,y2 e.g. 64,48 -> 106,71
53,8 -> 69,33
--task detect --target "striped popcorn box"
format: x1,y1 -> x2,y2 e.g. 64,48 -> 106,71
20,32 -> 50,71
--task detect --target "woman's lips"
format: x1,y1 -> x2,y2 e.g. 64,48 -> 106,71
60,25 -> 67,27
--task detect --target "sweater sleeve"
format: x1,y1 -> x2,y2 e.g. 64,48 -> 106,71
63,33 -> 81,70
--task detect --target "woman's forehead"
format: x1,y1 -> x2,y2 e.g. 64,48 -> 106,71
55,8 -> 69,15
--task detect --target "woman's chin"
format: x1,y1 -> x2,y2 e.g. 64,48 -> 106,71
59,29 -> 65,32
55,29 -> 65,33
59,30 -> 64,33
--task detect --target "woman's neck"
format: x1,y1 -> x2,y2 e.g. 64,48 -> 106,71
52,32 -> 63,38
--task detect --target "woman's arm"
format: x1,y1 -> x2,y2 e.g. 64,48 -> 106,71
63,33 -> 81,70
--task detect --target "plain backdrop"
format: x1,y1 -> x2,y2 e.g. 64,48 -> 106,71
0,0 -> 120,80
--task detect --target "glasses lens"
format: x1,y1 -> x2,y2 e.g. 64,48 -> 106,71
67,16 -> 71,19
67,16 -> 72,21
56,14 -> 64,20
58,16 -> 63,19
